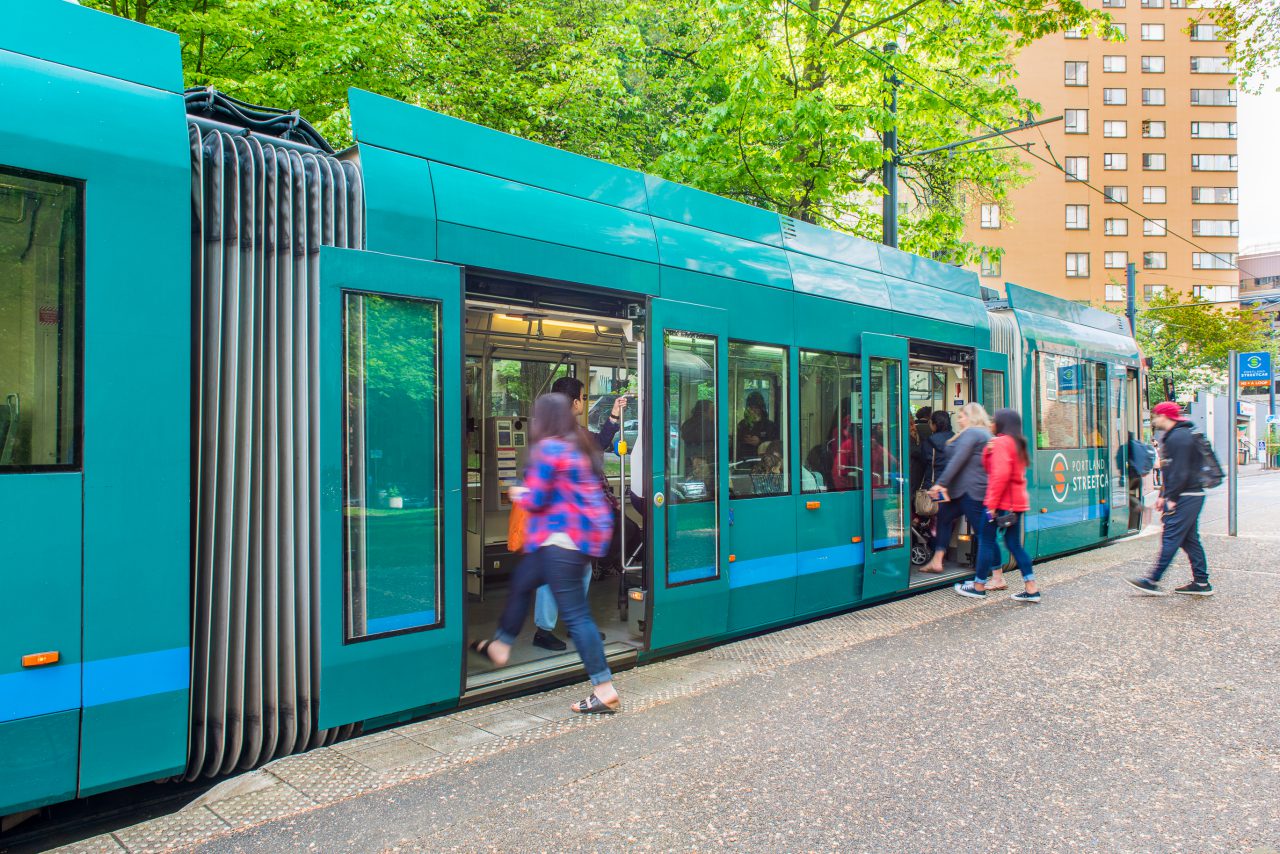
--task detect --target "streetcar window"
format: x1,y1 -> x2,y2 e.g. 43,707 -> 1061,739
1035,353 -> 1084,450
0,168 -> 81,471
343,292 -> 444,640
798,350 -> 860,493
728,341 -> 788,498
1085,361 -> 1109,448
666,330 -> 719,585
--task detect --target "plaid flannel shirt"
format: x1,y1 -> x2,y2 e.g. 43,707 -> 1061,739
513,438 -> 614,558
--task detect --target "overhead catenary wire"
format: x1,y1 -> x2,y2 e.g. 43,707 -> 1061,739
779,0 -> 1243,273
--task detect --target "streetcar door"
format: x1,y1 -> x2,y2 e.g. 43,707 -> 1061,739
648,299 -> 730,650
1107,362 -> 1131,536
975,350 -> 1010,412
317,247 -> 464,729
860,333 -> 910,599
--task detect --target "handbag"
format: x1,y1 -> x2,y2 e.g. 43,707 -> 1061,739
993,510 -> 1018,529
914,488 -> 938,517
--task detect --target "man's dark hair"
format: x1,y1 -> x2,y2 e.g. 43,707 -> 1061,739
916,406 -> 933,420
550,376 -> 585,401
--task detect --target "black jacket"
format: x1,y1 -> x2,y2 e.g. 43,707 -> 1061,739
1159,420 -> 1203,502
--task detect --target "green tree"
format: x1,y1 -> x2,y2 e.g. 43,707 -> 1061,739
1206,0 -> 1280,91
1135,291 -> 1273,400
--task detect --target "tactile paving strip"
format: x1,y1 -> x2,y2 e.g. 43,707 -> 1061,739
55,535 -> 1154,853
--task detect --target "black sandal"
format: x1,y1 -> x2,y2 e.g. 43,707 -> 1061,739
469,639 -> 497,661
571,693 -> 621,715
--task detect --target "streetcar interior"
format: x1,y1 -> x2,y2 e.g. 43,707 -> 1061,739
463,277 -> 648,691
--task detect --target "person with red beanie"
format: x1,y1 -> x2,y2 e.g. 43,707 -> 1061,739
1127,401 -> 1213,596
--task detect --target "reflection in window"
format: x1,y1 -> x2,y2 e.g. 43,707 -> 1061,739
1085,361 -> 1108,448
489,358 -> 570,417
0,169 -> 80,470
982,370 -> 1006,413
798,351 -> 860,493
728,342 -> 788,498
1036,353 -> 1084,449
665,331 -> 718,584
344,293 -> 443,639
869,357 -> 904,551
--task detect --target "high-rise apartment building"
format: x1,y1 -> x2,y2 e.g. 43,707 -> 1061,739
965,1 -> 1238,307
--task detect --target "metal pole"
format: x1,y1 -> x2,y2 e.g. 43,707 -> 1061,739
1125,262 -> 1137,335
1228,350 -> 1238,537
882,42 -> 899,249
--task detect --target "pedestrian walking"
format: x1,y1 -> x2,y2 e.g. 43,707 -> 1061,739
924,403 -> 1002,584
470,392 -> 622,713
954,408 -> 1040,602
1126,401 -> 1214,596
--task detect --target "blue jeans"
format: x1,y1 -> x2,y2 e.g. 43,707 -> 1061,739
1149,494 -> 1208,584
937,495 -> 1002,571
534,573 -> 591,631
496,546 -> 612,685
976,511 -> 1034,584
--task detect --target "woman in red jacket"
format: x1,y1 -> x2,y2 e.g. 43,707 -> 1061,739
955,408 -> 1041,602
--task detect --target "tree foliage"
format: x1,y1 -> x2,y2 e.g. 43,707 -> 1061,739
1207,0 -> 1280,91
86,0 -> 1106,260
1136,292 -> 1274,399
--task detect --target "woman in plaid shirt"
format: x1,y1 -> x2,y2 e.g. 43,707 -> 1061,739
470,392 -> 621,713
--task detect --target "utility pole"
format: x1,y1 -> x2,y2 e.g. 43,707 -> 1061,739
882,42 -> 899,249
1125,262 -> 1137,335
1228,349 -> 1238,537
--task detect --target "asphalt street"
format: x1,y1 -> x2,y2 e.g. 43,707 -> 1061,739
181,473 -> 1280,854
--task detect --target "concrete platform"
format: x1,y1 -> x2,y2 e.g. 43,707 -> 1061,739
50,505 -> 1280,852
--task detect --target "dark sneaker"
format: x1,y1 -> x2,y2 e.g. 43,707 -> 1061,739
533,629 -> 567,651
1174,581 -> 1214,596
1011,591 -> 1041,603
954,581 -> 986,599
1125,577 -> 1167,596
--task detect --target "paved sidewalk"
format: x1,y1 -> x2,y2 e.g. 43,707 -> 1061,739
54,533 -> 1280,853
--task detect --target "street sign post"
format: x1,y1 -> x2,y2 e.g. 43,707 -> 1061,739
1229,351 -> 1240,536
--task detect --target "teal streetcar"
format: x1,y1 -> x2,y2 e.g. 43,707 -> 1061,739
0,1 -> 1146,818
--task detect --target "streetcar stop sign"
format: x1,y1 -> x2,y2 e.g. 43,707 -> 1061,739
1238,351 -> 1272,387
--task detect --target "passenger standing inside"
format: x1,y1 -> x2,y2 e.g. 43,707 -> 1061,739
908,420 -> 926,496
1126,402 -> 1213,596
954,408 -> 1040,601
924,404 -> 997,578
917,410 -> 955,572
471,392 -> 622,713
735,390 -> 778,459
915,406 -> 934,445
531,376 -> 626,650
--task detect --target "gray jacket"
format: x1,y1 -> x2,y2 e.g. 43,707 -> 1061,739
934,427 -> 992,500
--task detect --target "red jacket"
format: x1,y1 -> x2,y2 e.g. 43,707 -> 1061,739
983,434 -> 1030,512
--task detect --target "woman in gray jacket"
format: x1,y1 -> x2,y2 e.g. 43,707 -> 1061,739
922,403 -> 1000,582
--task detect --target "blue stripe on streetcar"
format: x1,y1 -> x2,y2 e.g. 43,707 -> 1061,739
0,646 -> 190,724
1023,502 -> 1108,532
668,565 -> 717,584
365,610 -> 437,635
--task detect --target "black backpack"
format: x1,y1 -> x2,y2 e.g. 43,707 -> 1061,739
1191,430 -> 1224,489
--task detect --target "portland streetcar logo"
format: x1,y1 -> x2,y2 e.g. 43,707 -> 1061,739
1247,355 -> 1263,370
1050,453 -> 1069,503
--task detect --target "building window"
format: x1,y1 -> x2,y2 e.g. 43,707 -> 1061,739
1103,55 -> 1127,73
1065,62 -> 1089,86
1193,284 -> 1239,301
1142,120 -> 1166,138
1192,219 -> 1239,237
1141,0 -> 1164,6
1110,23 -> 1128,38
1190,24 -> 1223,40
1103,120 -> 1128,138
1064,156 -> 1089,181
1066,205 -> 1090,230
1193,252 -> 1237,269
1065,110 -> 1089,134
1144,218 -> 1168,236
1103,88 -> 1128,106
1143,252 -> 1168,269
1104,153 -> 1128,171
1192,154 -> 1238,171
1064,27 -> 1086,39
1105,251 -> 1129,269
1066,253 -> 1090,277
1104,185 -> 1129,203
980,204 -> 1001,229
1106,284 -> 1127,302
1191,121 -> 1237,139
1192,186 -> 1238,204
728,341 -> 789,498
1141,23 -> 1165,40
1191,56 -> 1232,73
1103,0 -> 1126,6
1191,88 -> 1238,106
1143,185 -> 1167,204
1141,56 -> 1165,73
1144,284 -> 1167,300
980,251 -> 1002,277
1142,88 -> 1166,106
1143,153 -> 1166,171
1104,218 -> 1129,236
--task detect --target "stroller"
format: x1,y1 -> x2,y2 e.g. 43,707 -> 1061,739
909,509 -> 933,566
